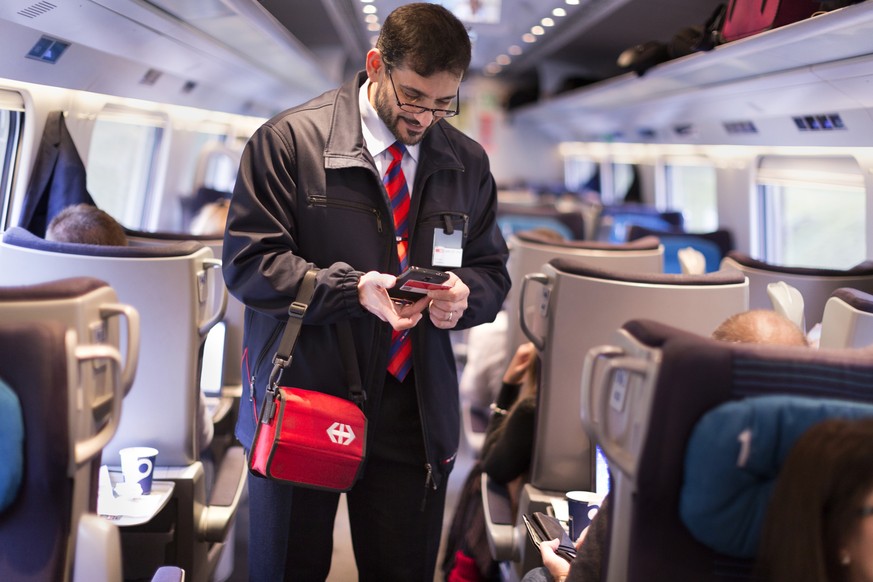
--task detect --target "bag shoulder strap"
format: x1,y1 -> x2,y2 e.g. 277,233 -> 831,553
268,269 -> 365,405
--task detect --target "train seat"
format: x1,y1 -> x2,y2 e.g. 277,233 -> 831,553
595,204 -> 684,242
677,246 -> 706,275
463,232 -> 664,456
580,319 -> 873,582
496,201 -> 587,240
819,287 -> 873,348
765,281 -> 805,331
0,227 -> 243,582
0,318 -> 126,582
680,394 -> 873,560
505,231 -> 664,360
484,259 -> 747,578
720,251 -> 873,332
496,214 -> 575,240
0,277 -> 139,444
124,228 -> 243,454
627,225 -> 735,273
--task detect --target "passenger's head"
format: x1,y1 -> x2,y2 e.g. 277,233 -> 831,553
757,417 -> 873,582
46,204 -> 127,246
712,309 -> 808,347
366,3 -> 469,146
190,199 -> 229,236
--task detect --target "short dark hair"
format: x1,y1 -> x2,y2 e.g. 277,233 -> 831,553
46,203 -> 128,246
376,3 -> 472,78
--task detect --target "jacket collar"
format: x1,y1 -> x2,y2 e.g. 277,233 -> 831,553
324,71 -> 465,181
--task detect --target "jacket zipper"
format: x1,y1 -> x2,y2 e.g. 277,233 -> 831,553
406,211 -> 468,506
308,195 -> 383,233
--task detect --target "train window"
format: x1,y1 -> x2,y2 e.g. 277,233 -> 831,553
0,90 -> 24,230
606,162 -> 641,204
86,107 -> 166,229
194,141 -> 239,193
564,155 -> 598,194
757,156 -> 865,269
663,158 -> 718,232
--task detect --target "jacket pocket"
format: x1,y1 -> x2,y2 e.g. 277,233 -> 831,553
308,194 -> 384,233
417,211 -> 469,241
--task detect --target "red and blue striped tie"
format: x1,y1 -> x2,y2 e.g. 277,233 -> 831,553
384,141 -> 412,381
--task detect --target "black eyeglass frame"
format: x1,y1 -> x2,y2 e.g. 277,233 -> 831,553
386,68 -> 460,119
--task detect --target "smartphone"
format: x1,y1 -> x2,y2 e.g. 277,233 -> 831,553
388,266 -> 450,303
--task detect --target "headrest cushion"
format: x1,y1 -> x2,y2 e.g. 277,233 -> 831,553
0,377 -> 25,512
680,395 -> 873,558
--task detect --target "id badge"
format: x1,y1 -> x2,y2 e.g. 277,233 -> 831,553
432,228 -> 463,268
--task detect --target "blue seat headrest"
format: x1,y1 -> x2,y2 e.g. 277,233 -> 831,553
0,377 -> 25,512
680,394 -> 873,558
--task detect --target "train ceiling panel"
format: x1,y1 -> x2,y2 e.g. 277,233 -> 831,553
0,0 -> 335,115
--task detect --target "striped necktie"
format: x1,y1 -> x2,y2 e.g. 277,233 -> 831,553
384,141 -> 412,381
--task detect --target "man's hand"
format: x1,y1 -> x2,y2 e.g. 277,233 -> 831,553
427,271 -> 469,329
540,538 -> 572,581
358,271 -> 428,331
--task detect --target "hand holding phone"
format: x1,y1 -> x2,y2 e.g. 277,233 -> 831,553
388,266 -> 450,303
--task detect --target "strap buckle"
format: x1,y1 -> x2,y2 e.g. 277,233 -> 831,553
288,301 -> 307,319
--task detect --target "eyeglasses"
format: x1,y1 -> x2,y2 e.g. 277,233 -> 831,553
858,507 -> 873,518
387,69 -> 460,119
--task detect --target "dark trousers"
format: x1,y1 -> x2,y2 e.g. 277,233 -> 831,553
246,371 -> 449,581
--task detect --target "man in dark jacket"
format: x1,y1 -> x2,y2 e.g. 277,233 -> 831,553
222,3 -> 510,580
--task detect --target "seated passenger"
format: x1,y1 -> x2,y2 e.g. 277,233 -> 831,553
712,309 -> 809,347
45,203 -> 128,246
444,341 -> 538,582
756,417 -> 873,582
524,309 -> 809,582
459,310 -> 508,413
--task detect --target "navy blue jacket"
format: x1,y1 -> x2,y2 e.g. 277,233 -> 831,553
223,72 -> 510,489
19,111 -> 95,237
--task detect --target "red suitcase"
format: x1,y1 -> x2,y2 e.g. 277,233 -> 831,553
720,0 -> 820,42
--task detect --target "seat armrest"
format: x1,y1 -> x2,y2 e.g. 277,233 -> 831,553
481,473 -> 518,562
73,513 -> 122,582
151,566 -> 185,582
199,445 -> 246,542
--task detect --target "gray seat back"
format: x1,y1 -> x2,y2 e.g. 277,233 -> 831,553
521,259 -> 747,493
819,287 -> 873,348
505,231 -> 664,369
721,252 -> 873,330
0,227 -> 225,466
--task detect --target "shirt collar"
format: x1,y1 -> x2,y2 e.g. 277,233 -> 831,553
359,79 -> 420,163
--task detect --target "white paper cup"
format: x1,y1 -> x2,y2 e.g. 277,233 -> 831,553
119,446 -> 158,495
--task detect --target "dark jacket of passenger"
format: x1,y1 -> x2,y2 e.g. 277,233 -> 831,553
223,71 -> 510,489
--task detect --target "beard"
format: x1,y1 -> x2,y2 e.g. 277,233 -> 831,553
373,82 -> 433,147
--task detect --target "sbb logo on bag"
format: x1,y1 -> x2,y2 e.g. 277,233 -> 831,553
327,422 -> 356,445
